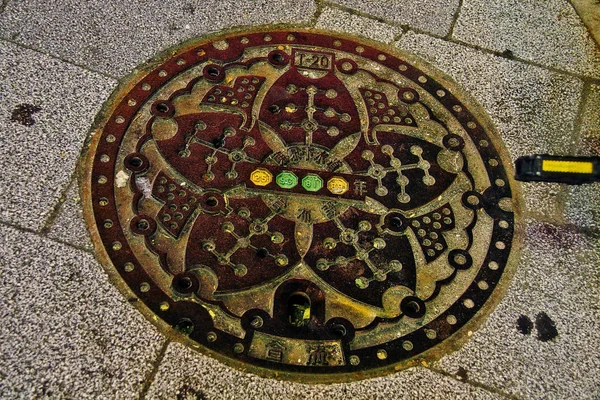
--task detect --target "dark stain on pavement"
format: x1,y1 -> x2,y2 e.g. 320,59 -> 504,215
516,312 -> 559,341
535,312 -> 559,342
177,385 -> 207,400
527,221 -> 588,246
455,366 -> 468,381
517,314 -> 533,335
10,103 -> 41,126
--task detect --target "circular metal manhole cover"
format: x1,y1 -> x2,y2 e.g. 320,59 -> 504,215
81,28 -> 523,382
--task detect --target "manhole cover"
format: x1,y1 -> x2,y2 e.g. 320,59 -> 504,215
81,28 -> 523,382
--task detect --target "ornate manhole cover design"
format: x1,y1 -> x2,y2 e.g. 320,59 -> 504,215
81,28 -> 523,382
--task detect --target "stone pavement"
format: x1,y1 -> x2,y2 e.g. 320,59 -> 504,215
0,1 -> 599,399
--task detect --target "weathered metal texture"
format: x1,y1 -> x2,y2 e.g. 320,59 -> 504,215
80,28 -> 523,382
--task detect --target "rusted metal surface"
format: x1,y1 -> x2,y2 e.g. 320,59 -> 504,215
81,28 -> 523,382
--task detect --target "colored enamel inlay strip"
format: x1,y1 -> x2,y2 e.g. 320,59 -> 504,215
250,168 -> 357,197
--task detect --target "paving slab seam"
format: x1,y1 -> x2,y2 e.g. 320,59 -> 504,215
392,31 -> 405,43
435,36 -> 600,84
0,36 -> 120,80
1,8 -> 596,85
314,0 -> 406,43
426,366 -> 522,400
324,0 -> 462,40
551,80 -> 597,221
0,219 -> 95,255
309,0 -> 326,26
324,1 -> 420,32
325,1 -> 600,82
580,76 -> 600,86
569,81 -> 596,154
39,170 -> 79,235
446,0 -> 465,39
316,3 -> 407,43
138,340 -> 171,400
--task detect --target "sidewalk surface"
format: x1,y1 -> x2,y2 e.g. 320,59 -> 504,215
1,1 -> 599,399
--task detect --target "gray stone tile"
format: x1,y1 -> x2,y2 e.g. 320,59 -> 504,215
0,40 -> 116,231
575,83 -> 600,157
145,342 -> 504,400
564,183 -> 600,230
396,31 -> 583,220
434,221 -> 600,399
330,0 -> 459,37
0,0 -> 316,78
47,180 -> 93,250
452,0 -> 600,78
316,6 -> 403,43
0,224 -> 165,399
563,83 -> 600,230
519,182 -> 565,223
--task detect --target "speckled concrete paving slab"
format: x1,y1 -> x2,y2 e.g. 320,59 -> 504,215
396,31 -> 583,221
0,0 -> 316,78
564,83 -> 600,230
328,0 -> 460,37
144,342 -> 505,400
434,221 -> 600,399
315,6 -> 403,43
564,184 -> 600,230
0,224 -> 166,399
452,0 -> 600,78
573,83 -> 600,157
0,41 -> 115,232
47,180 -> 93,250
